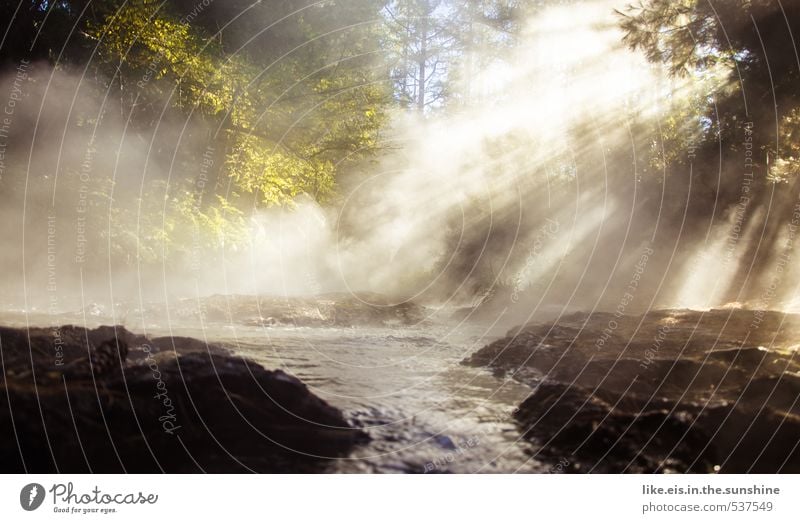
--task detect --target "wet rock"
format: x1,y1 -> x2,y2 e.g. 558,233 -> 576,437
513,382 -> 716,473
705,346 -> 800,375
514,381 -> 800,473
697,403 -> 800,473
0,325 -> 364,472
735,374 -> 800,414
465,309 -> 800,473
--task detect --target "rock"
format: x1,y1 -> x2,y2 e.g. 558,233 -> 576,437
465,309 -> 800,473
0,325 -> 365,472
513,382 -> 716,473
513,381 -> 800,473
123,293 -> 430,328
705,346 -> 800,375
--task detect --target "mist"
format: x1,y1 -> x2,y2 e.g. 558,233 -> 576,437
227,0 -> 800,323
1,0 -> 797,326
3,0 -> 800,478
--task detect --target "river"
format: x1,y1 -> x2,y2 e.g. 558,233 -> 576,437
2,304 -> 540,472
161,323 -> 539,473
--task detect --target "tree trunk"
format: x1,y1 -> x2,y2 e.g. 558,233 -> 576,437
417,13 -> 427,112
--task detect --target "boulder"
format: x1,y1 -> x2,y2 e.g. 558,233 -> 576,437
0,325 -> 365,472
465,309 -> 800,473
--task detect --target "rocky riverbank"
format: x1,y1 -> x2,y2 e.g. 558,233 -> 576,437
4,293 -> 431,330
464,309 -> 800,472
0,325 -> 365,472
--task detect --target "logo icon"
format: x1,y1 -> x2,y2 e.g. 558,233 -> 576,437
20,483 -> 45,511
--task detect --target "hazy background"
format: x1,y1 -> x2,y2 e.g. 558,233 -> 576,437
1,0 -> 798,325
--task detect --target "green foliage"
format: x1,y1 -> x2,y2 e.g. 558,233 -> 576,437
78,0 -> 391,259
227,137 -> 335,206
768,108 -> 800,183
618,0 -> 721,77
619,0 -> 800,186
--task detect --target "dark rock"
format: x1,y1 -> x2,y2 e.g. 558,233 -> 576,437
514,380 -> 800,473
0,325 -> 364,472
514,382 -> 716,473
705,346 -> 800,375
465,309 -> 800,473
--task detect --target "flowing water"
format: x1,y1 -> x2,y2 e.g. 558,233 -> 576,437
8,301 -> 800,473
164,323 -> 539,473
4,305 -> 540,473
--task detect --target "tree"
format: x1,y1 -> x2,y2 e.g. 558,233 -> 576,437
385,0 -> 455,112
618,0 -> 800,183
384,0 -> 534,111
0,0 -> 393,264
